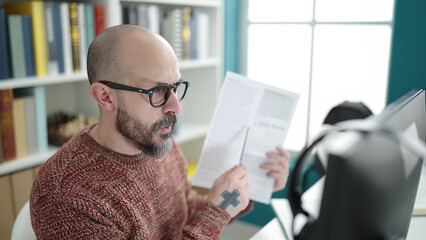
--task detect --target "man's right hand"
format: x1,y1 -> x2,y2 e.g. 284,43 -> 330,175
207,165 -> 250,218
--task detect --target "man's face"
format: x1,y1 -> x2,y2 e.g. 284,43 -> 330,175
112,31 -> 182,158
115,98 -> 177,159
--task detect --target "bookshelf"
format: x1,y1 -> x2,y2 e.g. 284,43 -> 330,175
0,0 -> 223,173
0,1 -> 223,238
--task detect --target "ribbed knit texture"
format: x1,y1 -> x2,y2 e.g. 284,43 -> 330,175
30,124 -> 231,239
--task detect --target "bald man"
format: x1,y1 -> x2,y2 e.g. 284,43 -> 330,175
30,25 -> 290,239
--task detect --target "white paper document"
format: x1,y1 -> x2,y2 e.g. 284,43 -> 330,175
191,72 -> 299,204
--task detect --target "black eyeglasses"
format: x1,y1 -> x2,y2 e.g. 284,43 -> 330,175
98,79 -> 189,108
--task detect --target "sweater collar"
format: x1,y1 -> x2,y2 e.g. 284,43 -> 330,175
77,123 -> 163,169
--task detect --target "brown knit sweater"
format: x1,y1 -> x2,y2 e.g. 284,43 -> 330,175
30,124 -> 231,239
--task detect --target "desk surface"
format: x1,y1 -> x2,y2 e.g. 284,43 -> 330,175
251,165 -> 426,240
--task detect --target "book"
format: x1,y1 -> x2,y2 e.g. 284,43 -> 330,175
84,3 -> 94,52
168,8 -> 183,60
13,97 -> 28,158
122,5 -> 130,24
34,87 -> 48,153
22,15 -> 36,76
44,2 -> 59,75
24,96 -> 38,155
136,4 -> 148,27
69,2 -> 80,72
123,4 -> 137,25
0,8 -> 10,80
14,88 -> 38,156
190,8 -> 198,60
196,10 -> 209,59
7,15 -> 27,78
182,7 -> 192,60
53,2 -> 64,74
0,89 -> 16,161
94,4 -> 105,36
147,4 -> 160,33
78,3 -> 87,72
161,7 -> 169,41
60,2 -> 73,75
4,1 -> 48,76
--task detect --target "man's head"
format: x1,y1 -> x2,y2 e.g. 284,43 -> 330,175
87,25 -> 184,159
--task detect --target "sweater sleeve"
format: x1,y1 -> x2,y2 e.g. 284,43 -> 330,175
182,202 -> 231,240
174,140 -> 231,239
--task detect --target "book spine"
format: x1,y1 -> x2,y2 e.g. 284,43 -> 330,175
172,8 -> 183,61
0,8 -> 10,80
34,86 -> 48,153
197,10 -> 209,59
182,7 -> 192,60
30,1 -> 48,76
7,15 -> 27,78
44,2 -> 59,75
128,5 -> 137,25
94,4 -> 105,36
69,2 -> 80,72
24,96 -> 38,155
4,1 -> 48,76
122,5 -> 130,24
22,16 -> 36,77
148,5 -> 160,33
0,89 -> 16,161
190,9 -> 198,60
53,2 -> 64,74
78,3 -> 87,72
136,4 -> 148,28
84,3 -> 94,52
60,2 -> 73,75
12,97 -> 28,158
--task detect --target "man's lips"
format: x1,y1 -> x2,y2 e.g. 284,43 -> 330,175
160,125 -> 172,133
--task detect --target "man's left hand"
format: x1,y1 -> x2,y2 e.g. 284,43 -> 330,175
261,146 -> 291,192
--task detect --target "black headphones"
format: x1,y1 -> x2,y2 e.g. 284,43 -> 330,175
287,125 -> 426,240
288,131 -> 327,240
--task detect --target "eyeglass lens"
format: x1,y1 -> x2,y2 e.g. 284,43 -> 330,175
151,82 -> 187,107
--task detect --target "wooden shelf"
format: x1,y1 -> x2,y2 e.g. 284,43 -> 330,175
0,73 -> 88,90
0,148 -> 58,176
0,58 -> 219,90
0,124 -> 208,175
179,58 -> 220,70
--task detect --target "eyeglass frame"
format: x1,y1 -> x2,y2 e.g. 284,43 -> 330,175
97,79 -> 190,108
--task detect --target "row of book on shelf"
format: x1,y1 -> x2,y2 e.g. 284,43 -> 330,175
0,87 -> 97,163
122,3 -> 211,61
0,88 -> 48,163
0,1 -> 105,80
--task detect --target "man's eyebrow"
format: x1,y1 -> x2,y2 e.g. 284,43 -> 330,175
143,78 -> 181,87
156,80 -> 181,86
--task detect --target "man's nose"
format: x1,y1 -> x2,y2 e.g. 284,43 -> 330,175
163,91 -> 182,115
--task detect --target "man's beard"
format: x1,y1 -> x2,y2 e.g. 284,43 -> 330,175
115,106 -> 176,159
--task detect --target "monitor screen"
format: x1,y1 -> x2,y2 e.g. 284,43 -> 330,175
307,89 -> 426,240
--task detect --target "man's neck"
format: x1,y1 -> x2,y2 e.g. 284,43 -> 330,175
89,121 -> 142,155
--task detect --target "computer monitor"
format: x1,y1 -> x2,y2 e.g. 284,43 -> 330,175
289,89 -> 426,240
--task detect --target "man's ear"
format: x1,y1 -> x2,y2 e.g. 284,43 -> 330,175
89,82 -> 116,112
